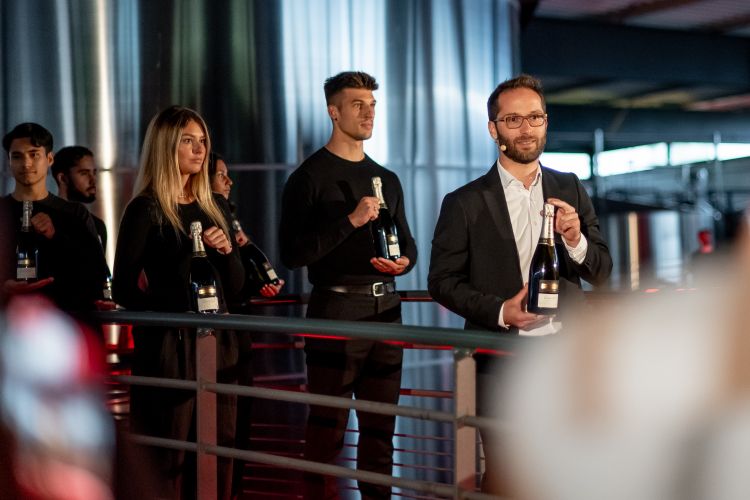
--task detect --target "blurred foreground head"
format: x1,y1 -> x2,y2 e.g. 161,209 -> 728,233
0,295 -> 114,499
497,213 -> 750,500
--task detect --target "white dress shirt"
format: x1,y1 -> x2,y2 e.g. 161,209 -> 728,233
495,161 -> 587,336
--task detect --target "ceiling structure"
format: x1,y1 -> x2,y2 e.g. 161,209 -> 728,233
521,0 -> 750,152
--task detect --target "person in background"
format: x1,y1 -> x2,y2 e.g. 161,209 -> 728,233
208,151 -> 284,299
207,150 -> 285,498
112,106 -> 244,500
279,71 -> 417,500
428,74 -> 612,494
2,123 -> 109,312
51,145 -> 107,249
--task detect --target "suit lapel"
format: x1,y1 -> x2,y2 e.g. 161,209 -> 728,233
479,164 -> 523,280
541,165 -> 560,200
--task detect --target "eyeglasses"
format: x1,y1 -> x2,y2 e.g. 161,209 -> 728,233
493,113 -> 547,129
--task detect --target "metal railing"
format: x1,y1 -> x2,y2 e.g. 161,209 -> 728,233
94,309 -> 528,499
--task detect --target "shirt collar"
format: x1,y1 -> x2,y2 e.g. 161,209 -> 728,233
496,159 -> 542,189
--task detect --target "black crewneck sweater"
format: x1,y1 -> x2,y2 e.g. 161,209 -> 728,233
280,148 -> 417,286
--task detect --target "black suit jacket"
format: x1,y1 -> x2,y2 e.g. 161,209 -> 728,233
428,164 -> 612,332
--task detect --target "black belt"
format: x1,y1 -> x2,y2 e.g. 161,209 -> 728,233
317,282 -> 396,297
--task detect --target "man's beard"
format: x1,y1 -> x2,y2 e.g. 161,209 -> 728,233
498,131 -> 546,164
69,189 -> 96,204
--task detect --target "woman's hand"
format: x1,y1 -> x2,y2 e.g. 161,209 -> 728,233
259,279 -> 285,297
202,226 -> 233,255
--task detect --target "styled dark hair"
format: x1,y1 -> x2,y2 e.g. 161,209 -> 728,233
324,71 -> 379,104
487,74 -> 546,121
3,122 -> 54,153
207,151 -> 224,179
51,146 -> 94,178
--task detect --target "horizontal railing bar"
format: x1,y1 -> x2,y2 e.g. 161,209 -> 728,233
129,433 -> 198,453
92,310 -> 525,352
203,382 -> 459,423
115,375 -> 197,390
112,375 -> 477,426
125,432 -> 461,499
205,444 -> 463,498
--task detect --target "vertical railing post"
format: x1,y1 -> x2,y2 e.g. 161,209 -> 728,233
196,327 -> 218,499
453,347 -> 477,496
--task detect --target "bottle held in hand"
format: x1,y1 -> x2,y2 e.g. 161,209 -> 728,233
232,217 -> 280,287
189,221 -> 223,313
16,201 -> 38,282
243,242 -> 280,286
527,203 -> 559,314
370,176 -> 401,261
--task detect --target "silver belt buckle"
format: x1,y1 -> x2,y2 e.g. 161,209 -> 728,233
372,282 -> 385,297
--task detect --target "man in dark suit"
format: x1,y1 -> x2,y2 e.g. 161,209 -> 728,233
428,74 -> 612,493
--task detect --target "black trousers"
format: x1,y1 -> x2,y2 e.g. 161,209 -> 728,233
304,288 -> 403,500
130,327 -> 238,500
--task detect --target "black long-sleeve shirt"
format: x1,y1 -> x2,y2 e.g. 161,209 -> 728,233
279,148 -> 417,286
3,193 -> 109,311
112,194 -> 244,312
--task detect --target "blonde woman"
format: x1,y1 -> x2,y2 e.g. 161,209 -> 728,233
113,106 -> 243,500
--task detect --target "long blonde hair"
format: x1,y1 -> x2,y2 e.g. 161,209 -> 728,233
134,106 -> 229,236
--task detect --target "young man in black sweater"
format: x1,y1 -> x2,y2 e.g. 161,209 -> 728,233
279,71 -> 417,500
51,145 -> 108,250
3,123 -> 109,312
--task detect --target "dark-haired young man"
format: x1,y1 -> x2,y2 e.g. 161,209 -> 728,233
52,145 -> 107,249
280,71 -> 417,499
2,123 -> 109,311
428,74 -> 612,493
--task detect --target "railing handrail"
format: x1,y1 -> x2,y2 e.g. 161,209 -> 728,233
92,310 -> 528,352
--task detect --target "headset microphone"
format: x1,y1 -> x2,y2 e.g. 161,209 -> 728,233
499,144 -> 507,152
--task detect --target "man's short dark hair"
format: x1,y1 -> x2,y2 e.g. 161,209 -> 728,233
51,146 -> 94,178
487,74 -> 546,121
2,122 -> 54,154
324,71 -> 379,104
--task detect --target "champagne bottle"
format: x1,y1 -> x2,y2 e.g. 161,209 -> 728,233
370,176 -> 401,261
232,217 -> 280,286
189,221 -> 222,313
16,201 -> 38,282
527,203 -> 559,314
242,242 -> 280,286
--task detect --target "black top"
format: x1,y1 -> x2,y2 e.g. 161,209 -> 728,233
112,194 -> 245,312
91,212 -> 108,251
279,147 -> 417,286
3,193 -> 110,311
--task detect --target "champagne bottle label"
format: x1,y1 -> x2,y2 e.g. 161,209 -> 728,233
537,280 -> 559,308
16,265 -> 37,280
263,262 -> 279,282
386,234 -> 401,257
196,285 -> 220,312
